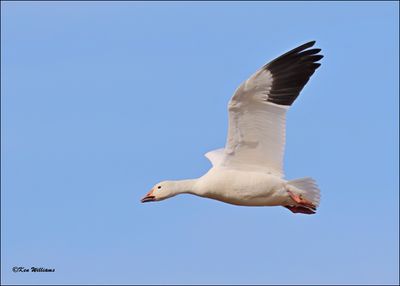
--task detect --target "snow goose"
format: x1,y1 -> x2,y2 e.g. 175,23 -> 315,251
141,41 -> 323,214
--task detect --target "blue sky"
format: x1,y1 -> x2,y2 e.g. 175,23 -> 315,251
1,2 -> 398,285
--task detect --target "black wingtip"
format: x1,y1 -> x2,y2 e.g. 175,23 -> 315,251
291,41 -> 316,53
304,40 -> 316,47
264,41 -> 323,106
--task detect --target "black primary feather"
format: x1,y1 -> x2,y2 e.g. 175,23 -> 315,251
264,41 -> 323,106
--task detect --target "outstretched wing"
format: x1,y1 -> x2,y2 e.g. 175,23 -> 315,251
211,41 -> 323,177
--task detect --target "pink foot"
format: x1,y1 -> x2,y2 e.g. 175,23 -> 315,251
287,190 -> 316,210
285,190 -> 317,214
284,205 -> 316,215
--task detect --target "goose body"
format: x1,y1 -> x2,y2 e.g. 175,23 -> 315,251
194,167 -> 288,207
141,41 -> 323,214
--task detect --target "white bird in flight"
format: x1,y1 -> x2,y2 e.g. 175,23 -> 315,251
142,41 -> 323,214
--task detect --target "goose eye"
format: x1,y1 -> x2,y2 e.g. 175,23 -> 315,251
157,186 -> 161,189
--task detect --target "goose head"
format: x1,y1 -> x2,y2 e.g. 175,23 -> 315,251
141,180 -> 197,203
141,181 -> 176,203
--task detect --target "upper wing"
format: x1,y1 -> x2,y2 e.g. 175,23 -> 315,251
217,41 -> 323,177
